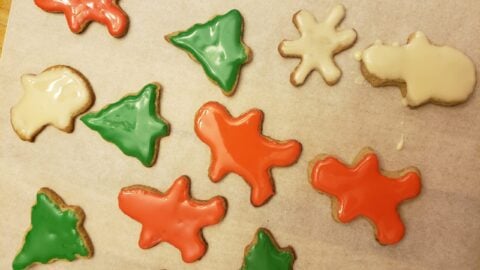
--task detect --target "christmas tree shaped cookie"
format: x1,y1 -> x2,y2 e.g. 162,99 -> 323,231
241,228 -> 295,270
13,188 -> 93,270
166,9 -> 252,96
81,83 -> 170,167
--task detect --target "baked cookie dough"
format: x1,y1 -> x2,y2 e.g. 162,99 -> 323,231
279,5 -> 357,86
359,31 -> 476,107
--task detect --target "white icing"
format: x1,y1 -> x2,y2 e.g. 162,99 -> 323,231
279,4 -> 357,85
362,31 -> 476,107
354,51 -> 363,61
11,66 -> 93,141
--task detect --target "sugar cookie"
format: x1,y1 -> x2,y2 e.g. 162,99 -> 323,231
11,65 -> 94,142
194,101 -> 302,207
309,148 -> 421,245
81,83 -> 170,167
166,9 -> 252,96
279,5 -> 357,86
360,31 -> 476,107
118,176 -> 227,263
13,188 -> 93,270
241,228 -> 295,270
34,0 -> 129,37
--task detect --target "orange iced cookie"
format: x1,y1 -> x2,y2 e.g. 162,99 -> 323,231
309,148 -> 421,245
278,5 -> 357,86
195,102 -> 302,207
118,176 -> 227,263
34,0 -> 129,37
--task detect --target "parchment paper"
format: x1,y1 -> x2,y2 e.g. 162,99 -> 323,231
1,1 -> 480,269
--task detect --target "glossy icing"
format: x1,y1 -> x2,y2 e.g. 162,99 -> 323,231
278,5 -> 357,86
118,176 -> 227,263
81,83 -> 170,167
309,149 -> 421,245
13,188 -> 92,270
34,0 -> 129,37
360,31 -> 476,107
167,9 -> 251,95
242,228 -> 295,270
194,102 -> 302,207
11,65 -> 93,141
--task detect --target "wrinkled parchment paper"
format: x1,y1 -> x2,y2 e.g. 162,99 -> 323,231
1,1 -> 480,269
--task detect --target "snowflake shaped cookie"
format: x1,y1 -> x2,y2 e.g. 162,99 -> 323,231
279,5 -> 357,86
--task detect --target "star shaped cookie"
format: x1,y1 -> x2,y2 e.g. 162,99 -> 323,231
81,83 -> 169,167
194,102 -> 302,207
241,228 -> 295,270
118,176 -> 227,263
309,148 -> 421,245
34,0 -> 129,37
279,5 -> 357,86
10,65 -> 94,142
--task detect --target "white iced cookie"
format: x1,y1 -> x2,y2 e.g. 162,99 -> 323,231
278,4 -> 357,86
11,66 -> 94,141
360,31 -> 477,107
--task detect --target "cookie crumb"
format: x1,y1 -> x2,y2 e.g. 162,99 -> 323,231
396,134 -> 405,151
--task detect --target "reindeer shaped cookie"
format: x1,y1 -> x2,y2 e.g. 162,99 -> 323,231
194,102 -> 302,206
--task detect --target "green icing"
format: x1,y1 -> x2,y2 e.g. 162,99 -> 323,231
12,193 -> 89,270
242,229 -> 295,270
81,84 -> 170,167
169,9 -> 249,94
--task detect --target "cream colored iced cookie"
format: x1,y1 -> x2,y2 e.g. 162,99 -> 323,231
11,66 -> 94,141
278,4 -> 357,86
360,31 -> 476,107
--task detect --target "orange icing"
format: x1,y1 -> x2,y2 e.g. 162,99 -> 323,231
118,176 -> 227,263
309,151 -> 421,245
34,0 -> 129,37
194,102 -> 302,207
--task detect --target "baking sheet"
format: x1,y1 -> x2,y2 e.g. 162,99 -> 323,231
1,0 -> 480,269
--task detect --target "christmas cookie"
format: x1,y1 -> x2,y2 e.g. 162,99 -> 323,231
166,9 -> 252,96
11,65 -> 94,142
118,176 -> 227,263
241,228 -> 295,270
13,188 -> 93,270
278,4 -> 357,86
194,101 -> 302,207
81,83 -> 170,167
309,148 -> 421,245
359,31 -> 476,107
34,0 -> 129,37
